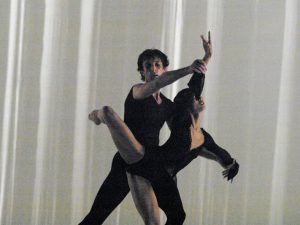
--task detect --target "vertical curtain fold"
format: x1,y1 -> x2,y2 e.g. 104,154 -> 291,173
71,1 -> 96,224
269,0 -> 298,224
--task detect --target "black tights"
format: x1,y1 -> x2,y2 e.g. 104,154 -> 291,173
152,171 -> 186,225
79,153 -> 185,225
79,153 -> 129,225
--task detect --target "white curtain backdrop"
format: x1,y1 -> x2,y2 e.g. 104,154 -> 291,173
1,0 -> 300,224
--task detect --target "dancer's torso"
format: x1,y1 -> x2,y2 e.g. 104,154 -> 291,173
124,87 -> 175,147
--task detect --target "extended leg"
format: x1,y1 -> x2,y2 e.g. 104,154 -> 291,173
88,107 -> 166,224
89,106 -> 144,164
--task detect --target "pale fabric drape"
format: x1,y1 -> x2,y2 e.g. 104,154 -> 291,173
1,0 -> 300,224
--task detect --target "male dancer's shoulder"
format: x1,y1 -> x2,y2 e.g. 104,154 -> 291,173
125,84 -> 145,103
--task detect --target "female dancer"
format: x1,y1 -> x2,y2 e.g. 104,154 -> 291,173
88,72 -> 239,225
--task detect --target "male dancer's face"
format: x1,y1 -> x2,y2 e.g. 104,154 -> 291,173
142,57 -> 166,82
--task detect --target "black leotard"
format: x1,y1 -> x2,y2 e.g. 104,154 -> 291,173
126,126 -> 234,181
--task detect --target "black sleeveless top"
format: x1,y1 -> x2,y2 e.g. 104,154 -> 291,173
124,87 -> 175,147
160,127 -> 233,176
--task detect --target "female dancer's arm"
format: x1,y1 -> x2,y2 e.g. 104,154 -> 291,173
133,60 -> 206,100
199,129 -> 239,181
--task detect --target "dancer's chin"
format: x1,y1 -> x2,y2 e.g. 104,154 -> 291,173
146,74 -> 159,82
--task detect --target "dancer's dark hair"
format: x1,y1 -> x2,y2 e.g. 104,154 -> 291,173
137,49 -> 169,81
172,73 -> 206,128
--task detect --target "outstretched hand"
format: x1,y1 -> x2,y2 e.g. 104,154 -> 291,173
222,159 -> 239,183
201,31 -> 212,57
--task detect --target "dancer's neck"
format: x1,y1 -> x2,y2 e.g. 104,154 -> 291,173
152,90 -> 162,104
190,112 -> 204,131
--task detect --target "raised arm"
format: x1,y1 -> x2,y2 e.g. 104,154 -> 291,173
133,32 -> 212,100
201,31 -> 212,65
165,68 -> 205,130
187,31 -> 211,99
133,60 -> 206,99
188,72 -> 205,100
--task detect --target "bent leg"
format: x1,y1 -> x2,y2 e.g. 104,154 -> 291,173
79,153 -> 129,225
90,106 -> 145,164
127,173 -> 160,225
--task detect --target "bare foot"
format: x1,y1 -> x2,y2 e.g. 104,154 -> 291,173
88,110 -> 101,125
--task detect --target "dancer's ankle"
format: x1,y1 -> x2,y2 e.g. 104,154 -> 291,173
88,110 -> 101,125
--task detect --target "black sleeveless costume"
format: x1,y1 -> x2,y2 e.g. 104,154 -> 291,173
79,88 -> 176,225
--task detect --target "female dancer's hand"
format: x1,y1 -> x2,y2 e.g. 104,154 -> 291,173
201,31 -> 212,64
222,159 -> 239,182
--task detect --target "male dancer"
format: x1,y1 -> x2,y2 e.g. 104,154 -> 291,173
80,33 -> 212,225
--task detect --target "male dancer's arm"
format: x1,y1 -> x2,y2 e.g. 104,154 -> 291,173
133,32 -> 212,100
133,60 -> 206,99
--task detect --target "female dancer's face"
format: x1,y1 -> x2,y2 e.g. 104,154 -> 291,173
142,57 -> 166,82
193,96 -> 206,113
